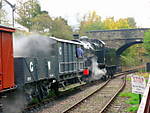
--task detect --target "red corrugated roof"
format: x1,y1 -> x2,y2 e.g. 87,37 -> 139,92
0,25 -> 15,32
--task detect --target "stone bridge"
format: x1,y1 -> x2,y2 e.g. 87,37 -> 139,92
86,28 -> 150,49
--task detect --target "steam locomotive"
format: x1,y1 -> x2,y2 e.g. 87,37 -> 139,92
0,26 -> 116,113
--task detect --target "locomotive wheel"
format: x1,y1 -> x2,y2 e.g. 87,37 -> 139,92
36,83 -> 49,101
25,80 -> 58,104
101,75 -> 107,81
36,86 -> 43,101
107,74 -> 110,79
24,84 -> 40,104
51,80 -> 59,95
40,84 -> 49,98
25,90 -> 34,103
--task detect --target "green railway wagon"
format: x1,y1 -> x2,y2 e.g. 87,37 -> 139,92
53,37 -> 84,81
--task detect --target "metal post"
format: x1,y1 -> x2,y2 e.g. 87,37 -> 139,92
139,94 -> 142,104
3,0 -> 15,27
12,6 -> 15,27
0,0 -> 2,9
0,0 -> 2,24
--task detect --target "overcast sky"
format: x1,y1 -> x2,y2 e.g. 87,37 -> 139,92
10,0 -> 150,28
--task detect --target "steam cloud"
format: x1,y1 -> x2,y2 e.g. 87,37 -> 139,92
1,89 -> 27,113
13,34 -> 56,57
91,57 -> 107,80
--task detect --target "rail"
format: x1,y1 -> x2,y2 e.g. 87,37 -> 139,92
99,75 -> 126,113
62,73 -> 128,113
62,80 -> 111,113
121,64 -> 145,72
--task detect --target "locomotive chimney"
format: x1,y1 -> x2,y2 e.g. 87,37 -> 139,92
73,34 -> 80,39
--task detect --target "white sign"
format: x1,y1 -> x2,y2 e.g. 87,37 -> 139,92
131,75 -> 146,95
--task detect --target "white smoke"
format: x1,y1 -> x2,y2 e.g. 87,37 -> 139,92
1,89 -> 27,113
13,34 -> 56,57
91,57 -> 107,80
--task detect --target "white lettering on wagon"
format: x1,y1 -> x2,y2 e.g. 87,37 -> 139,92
27,77 -> 32,81
30,62 -> 34,72
49,74 -> 54,77
48,61 -> 51,70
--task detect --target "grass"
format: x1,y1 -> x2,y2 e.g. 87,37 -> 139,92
119,72 -> 149,112
126,77 -> 131,81
126,105 -> 139,112
119,92 -> 140,112
28,98 -> 39,105
48,90 -> 56,97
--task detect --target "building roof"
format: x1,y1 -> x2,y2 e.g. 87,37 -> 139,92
0,25 -> 15,32
49,37 -> 82,45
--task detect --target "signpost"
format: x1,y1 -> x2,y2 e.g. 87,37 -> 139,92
137,75 -> 150,113
131,75 -> 146,103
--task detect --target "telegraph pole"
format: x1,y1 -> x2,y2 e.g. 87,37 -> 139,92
0,0 -> 2,24
3,0 -> 15,27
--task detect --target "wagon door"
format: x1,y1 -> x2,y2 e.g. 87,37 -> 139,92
0,26 -> 15,92
1,32 -> 15,89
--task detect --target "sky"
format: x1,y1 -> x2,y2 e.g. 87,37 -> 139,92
8,0 -> 150,28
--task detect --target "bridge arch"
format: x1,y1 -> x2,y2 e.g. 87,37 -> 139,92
116,40 -> 143,56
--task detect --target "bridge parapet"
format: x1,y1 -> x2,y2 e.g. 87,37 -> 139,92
87,28 -> 149,40
87,28 -> 149,49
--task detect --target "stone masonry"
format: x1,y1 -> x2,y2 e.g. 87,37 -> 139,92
86,28 -> 150,49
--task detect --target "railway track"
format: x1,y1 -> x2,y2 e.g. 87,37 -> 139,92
99,75 -> 126,113
37,70 -> 136,113
23,80 -> 104,113
62,74 -> 126,113
22,68 -> 140,113
0,65 -> 144,113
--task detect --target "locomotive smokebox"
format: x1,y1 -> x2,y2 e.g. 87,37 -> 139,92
73,34 -> 79,39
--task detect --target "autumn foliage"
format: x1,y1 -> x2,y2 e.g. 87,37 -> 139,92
79,11 -> 136,35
